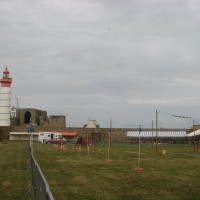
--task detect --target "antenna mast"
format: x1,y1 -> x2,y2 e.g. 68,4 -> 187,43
15,98 -> 19,109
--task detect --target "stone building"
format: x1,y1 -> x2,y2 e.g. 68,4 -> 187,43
83,119 -> 100,129
83,119 -> 101,141
11,107 -> 66,128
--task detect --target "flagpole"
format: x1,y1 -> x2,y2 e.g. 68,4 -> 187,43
156,110 -> 158,153
152,120 -> 154,150
107,119 -> 112,162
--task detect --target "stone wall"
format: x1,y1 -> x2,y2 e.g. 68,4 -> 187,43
48,115 -> 66,128
14,126 -> 191,142
5,126 -> 190,143
0,126 -> 14,141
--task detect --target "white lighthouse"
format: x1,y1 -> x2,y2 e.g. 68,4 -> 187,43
0,67 -> 12,126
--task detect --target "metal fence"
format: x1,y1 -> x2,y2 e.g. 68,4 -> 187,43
28,136 -> 55,200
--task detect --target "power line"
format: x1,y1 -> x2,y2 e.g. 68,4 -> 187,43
158,111 -> 193,119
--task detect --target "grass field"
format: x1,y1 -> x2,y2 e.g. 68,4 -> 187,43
1,141 -> 200,200
0,141 -> 32,200
33,142 -> 200,200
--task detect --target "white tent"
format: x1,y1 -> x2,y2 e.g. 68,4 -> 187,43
127,131 -> 186,137
186,129 -> 200,137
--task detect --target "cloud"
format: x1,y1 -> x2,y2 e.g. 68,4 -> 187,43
127,97 -> 196,105
1,0 -> 200,128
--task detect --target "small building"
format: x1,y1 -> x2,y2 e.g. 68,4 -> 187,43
83,119 -> 101,141
83,119 -> 100,129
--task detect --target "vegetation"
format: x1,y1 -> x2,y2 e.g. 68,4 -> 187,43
0,141 -> 32,200
34,142 -> 200,200
1,141 -> 200,200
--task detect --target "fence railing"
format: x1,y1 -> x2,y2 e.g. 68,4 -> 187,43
28,136 -> 55,200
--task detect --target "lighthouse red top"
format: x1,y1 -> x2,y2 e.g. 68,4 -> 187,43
0,67 -> 12,87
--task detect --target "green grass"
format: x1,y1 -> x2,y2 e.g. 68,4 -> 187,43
0,141 -> 32,200
1,141 -> 200,200
33,142 -> 200,200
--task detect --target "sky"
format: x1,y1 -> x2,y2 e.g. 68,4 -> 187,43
1,0 -> 200,128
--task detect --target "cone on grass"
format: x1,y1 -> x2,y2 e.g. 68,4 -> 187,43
106,159 -> 112,163
60,145 -> 66,151
132,167 -> 144,171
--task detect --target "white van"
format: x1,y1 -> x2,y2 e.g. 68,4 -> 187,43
38,132 -> 66,144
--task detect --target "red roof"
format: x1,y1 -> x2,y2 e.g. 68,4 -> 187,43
3,67 -> 10,74
60,132 -> 79,137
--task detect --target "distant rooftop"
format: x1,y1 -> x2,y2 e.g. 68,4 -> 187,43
83,119 -> 100,129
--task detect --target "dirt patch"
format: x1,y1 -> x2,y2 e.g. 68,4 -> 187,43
2,181 -> 12,189
57,159 -> 67,163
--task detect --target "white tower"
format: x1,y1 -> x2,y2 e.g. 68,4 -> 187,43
0,67 -> 12,126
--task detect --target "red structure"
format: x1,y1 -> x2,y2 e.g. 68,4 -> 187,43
0,67 -> 12,87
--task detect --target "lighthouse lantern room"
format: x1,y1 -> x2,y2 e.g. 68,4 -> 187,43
0,67 -> 12,126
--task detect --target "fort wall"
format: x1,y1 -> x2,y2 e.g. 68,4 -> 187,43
0,126 -> 190,143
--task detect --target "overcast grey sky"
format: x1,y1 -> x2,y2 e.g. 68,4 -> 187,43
1,0 -> 200,128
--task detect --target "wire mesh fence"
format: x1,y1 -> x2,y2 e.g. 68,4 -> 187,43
28,135 -> 55,200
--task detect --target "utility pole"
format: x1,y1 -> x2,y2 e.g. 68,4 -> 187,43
193,120 -> 197,152
193,120 -> 195,142
132,124 -> 144,170
156,110 -> 158,153
152,120 -> 154,150
107,119 -> 112,162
